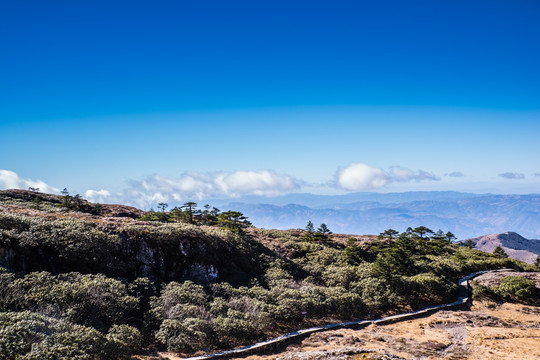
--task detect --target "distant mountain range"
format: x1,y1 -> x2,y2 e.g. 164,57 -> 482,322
215,191 -> 540,240
463,232 -> 540,264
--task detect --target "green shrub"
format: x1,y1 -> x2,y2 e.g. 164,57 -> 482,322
472,281 -> 495,301
151,281 -> 209,318
494,276 -> 537,303
155,318 -> 210,353
2,271 -> 138,331
407,273 -> 457,304
321,265 -> 358,288
0,311 -> 118,360
352,277 -> 402,310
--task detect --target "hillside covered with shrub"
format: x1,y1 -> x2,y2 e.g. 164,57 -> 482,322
0,190 -> 536,359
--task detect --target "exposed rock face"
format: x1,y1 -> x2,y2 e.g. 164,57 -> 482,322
0,212 -> 270,285
114,227 -> 242,283
464,232 -> 540,264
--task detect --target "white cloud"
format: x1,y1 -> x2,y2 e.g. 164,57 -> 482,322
389,166 -> 415,180
0,170 -> 59,194
114,170 -> 302,207
85,189 -> 112,203
337,163 -> 389,190
1,165 -> 443,209
214,170 -> 299,197
336,162 -> 440,191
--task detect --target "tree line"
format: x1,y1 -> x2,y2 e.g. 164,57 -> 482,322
139,202 -> 252,234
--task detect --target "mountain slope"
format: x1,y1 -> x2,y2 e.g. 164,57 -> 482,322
465,232 -> 540,264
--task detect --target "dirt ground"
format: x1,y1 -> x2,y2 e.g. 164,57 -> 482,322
231,300 -> 540,360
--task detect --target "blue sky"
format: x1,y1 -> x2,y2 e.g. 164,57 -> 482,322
1,1 -> 539,206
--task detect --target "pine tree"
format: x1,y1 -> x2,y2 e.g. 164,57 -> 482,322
317,223 -> 332,235
305,221 -> 314,233
302,221 -> 315,241
378,229 -> 399,240
493,246 -> 508,258
217,211 -> 251,233
158,203 -> 168,212
445,231 -> 457,242
182,202 -> 197,224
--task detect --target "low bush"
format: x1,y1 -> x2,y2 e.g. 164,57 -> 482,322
0,311 -> 139,360
494,276 -> 538,303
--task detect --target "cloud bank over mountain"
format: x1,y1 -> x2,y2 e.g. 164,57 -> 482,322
77,164 -> 441,206
336,163 -> 439,191
1,166 -> 539,211
84,189 -> 112,203
85,170 -> 302,207
2,168 -> 540,239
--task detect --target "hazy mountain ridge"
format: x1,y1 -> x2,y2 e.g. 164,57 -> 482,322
214,191 -> 481,208
222,192 -> 540,240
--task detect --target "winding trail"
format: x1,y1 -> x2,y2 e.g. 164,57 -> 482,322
180,269 -> 514,360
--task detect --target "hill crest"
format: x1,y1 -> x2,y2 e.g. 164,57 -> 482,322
466,232 -> 540,264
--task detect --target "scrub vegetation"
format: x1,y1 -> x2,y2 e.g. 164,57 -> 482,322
0,190 -> 536,358
473,274 -> 539,304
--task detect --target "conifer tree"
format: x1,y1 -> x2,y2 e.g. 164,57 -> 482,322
493,246 -> 508,258
317,223 -> 332,235
182,202 -> 197,224
378,229 -> 399,240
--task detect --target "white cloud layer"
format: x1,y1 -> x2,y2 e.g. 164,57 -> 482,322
1,165 -> 444,208
85,189 -> 112,203
336,163 -> 440,191
102,170 -> 303,207
0,170 -> 59,194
